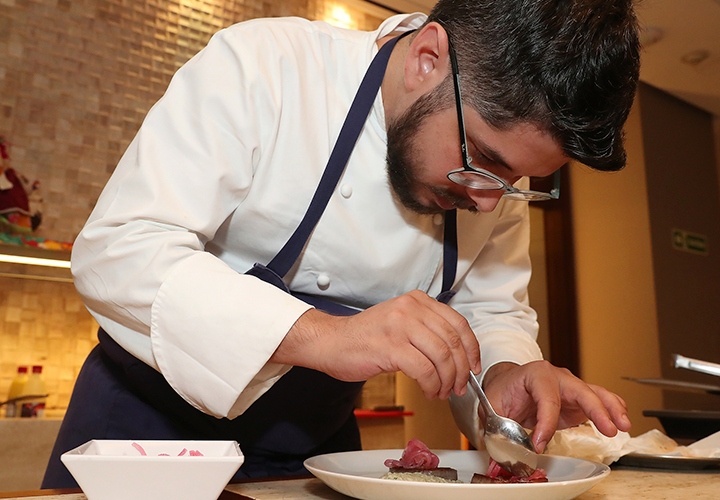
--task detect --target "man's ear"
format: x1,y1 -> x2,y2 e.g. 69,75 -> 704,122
404,22 -> 450,93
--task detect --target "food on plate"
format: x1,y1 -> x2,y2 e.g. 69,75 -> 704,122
471,458 -> 548,483
384,466 -> 458,481
382,439 -> 547,484
382,439 -> 459,482
384,438 -> 441,470
380,471 -> 461,483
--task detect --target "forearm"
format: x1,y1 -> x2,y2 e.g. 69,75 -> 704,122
269,308 -> 338,369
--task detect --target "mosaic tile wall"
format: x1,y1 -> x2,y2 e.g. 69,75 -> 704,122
0,0 -> 391,244
0,275 -> 98,417
0,0 -> 394,414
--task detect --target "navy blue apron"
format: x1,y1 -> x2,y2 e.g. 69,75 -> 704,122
42,31 -> 458,489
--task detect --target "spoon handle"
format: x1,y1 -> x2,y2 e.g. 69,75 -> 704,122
468,372 -> 497,421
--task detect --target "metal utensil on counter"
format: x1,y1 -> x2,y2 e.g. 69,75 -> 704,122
673,354 -> 720,378
0,394 -> 49,407
468,371 -> 538,477
623,376 -> 720,395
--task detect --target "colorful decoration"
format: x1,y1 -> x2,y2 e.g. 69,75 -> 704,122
0,135 -> 43,234
0,232 -> 72,251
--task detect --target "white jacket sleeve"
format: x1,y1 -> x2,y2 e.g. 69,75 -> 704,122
71,26 -> 313,419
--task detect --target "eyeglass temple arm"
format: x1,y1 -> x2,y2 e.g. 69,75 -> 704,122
448,42 -> 471,169
550,168 -> 561,198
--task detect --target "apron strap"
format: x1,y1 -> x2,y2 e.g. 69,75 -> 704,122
266,31 -> 408,277
437,209 -> 458,303
262,29 -> 458,301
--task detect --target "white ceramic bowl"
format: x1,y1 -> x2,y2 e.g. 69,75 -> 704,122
61,440 -> 244,500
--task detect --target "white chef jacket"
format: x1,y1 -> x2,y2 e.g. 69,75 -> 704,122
71,13 -> 543,420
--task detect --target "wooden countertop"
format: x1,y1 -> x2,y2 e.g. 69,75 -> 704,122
2,469 -> 719,500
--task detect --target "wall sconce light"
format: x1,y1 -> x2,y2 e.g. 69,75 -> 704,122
0,253 -> 71,268
0,245 -> 72,282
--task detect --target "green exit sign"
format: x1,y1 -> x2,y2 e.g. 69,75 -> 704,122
672,228 -> 709,256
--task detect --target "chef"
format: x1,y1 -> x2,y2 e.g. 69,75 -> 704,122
43,0 -> 640,488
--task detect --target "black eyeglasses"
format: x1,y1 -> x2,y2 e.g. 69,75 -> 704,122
445,40 -> 560,201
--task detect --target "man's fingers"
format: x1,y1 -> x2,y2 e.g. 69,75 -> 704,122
589,384 -> 632,433
394,291 -> 480,398
524,367 -> 612,451
405,292 -> 481,362
394,346 -> 444,399
528,383 -> 561,453
415,294 -> 482,391
533,377 -> 619,450
415,318 -> 474,397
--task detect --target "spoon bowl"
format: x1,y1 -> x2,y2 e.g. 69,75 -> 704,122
468,372 -> 538,477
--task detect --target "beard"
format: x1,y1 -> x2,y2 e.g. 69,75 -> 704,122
386,80 -> 476,215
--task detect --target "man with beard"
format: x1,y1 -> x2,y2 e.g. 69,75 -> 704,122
44,0 -> 640,488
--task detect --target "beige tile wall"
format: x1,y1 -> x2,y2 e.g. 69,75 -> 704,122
0,276 -> 98,415
0,0 -> 388,244
0,0 -> 392,414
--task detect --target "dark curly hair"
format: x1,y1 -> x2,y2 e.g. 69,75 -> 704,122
424,0 -> 641,171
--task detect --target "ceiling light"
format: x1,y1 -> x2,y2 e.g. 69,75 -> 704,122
639,26 -> 664,47
681,49 -> 711,66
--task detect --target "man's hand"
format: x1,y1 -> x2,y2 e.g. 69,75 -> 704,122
482,361 -> 632,453
269,289 -> 482,400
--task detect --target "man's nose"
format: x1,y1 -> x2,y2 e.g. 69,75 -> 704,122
466,188 -> 504,213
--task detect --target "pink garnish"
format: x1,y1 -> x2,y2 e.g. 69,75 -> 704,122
131,442 -> 204,457
484,458 -> 548,482
132,442 -> 147,456
384,439 -> 440,470
524,469 -> 548,482
486,459 -> 504,478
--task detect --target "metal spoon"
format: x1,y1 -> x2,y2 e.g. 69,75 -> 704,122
468,372 -> 538,477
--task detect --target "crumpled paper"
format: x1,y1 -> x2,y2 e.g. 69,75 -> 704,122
545,421 -> 720,465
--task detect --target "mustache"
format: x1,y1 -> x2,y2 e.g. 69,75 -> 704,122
428,185 -> 478,213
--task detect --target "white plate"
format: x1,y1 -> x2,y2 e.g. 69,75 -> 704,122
304,449 -> 609,500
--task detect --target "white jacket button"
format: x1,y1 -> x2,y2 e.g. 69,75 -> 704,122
317,274 -> 330,289
340,184 -> 353,198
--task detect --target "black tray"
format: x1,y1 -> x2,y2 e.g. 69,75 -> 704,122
643,409 -> 720,441
616,452 -> 720,470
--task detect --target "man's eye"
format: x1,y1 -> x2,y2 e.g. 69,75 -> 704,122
478,153 -> 493,164
471,150 -> 493,166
